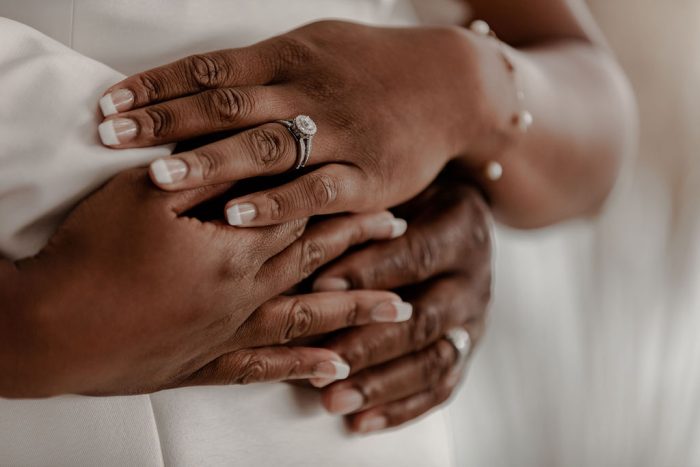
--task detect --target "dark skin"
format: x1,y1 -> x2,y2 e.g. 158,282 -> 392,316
0,170 -> 413,398
313,179 -> 492,433
0,0 -> 634,437
99,0 -> 634,228
90,0 -> 633,432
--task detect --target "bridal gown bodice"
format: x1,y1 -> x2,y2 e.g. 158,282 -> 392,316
0,1 -> 460,466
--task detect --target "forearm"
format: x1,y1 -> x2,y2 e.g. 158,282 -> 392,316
0,261 -> 47,398
462,36 -> 636,228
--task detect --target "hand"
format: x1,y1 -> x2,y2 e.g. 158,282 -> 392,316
9,169 -> 409,398
311,179 -> 492,433
97,21 -> 497,226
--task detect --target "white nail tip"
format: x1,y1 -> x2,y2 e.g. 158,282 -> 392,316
226,205 -> 243,226
390,219 -> 408,239
226,203 -> 257,226
150,159 -> 173,184
331,361 -> 350,380
99,94 -> 118,117
393,302 -> 413,322
98,120 -> 119,146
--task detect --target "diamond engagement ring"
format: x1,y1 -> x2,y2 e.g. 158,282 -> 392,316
444,327 -> 472,369
277,115 -> 317,170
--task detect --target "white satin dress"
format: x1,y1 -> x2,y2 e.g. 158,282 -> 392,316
0,1 -> 463,465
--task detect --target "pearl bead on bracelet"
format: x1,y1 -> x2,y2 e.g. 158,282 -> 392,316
469,19 -> 533,181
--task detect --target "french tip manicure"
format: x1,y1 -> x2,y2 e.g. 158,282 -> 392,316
149,158 -> 188,185
150,159 -> 173,184
358,415 -> 388,433
313,277 -> 351,292
99,89 -> 135,117
98,120 -> 119,146
327,389 -> 364,415
310,377 -> 334,388
313,360 -> 350,380
389,218 -> 408,239
98,118 -> 137,146
371,301 -> 413,323
393,301 -> 413,321
99,94 -> 118,117
226,203 -> 257,226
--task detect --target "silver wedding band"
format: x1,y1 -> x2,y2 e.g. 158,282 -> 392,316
276,115 -> 317,170
444,327 -> 472,369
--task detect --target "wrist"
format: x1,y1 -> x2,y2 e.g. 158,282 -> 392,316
443,26 -> 521,166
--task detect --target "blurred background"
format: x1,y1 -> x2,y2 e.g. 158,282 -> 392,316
448,1 -> 700,466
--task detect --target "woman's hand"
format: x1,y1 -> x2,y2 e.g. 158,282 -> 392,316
97,21 -> 498,226
311,180 -> 492,433
5,169 -> 410,398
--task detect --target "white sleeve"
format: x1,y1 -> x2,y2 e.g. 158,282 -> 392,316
0,18 -> 172,260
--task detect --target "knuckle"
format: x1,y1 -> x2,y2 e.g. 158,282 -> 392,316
219,255 -> 250,283
270,36 -> 315,75
299,239 -> 325,278
144,106 -> 176,139
282,299 -> 315,342
192,148 -> 224,182
208,87 -> 252,123
234,353 -> 270,385
266,192 -> 286,221
410,304 -> 443,351
342,345 -> 368,370
305,173 -> 339,209
344,301 -> 360,327
187,53 -> 230,89
246,127 -> 289,169
406,232 -> 440,280
135,73 -> 166,101
422,344 -> 453,384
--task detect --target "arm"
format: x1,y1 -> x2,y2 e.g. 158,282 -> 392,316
94,0 -> 635,229
455,0 -> 637,227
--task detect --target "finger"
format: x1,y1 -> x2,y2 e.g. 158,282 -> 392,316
311,275 -> 486,386
147,123 -> 298,191
108,168 -> 234,216
347,370 -> 462,433
321,339 -> 457,416
257,211 -> 407,296
235,291 -> 412,349
228,218 -> 310,265
224,164 -> 377,227
177,347 -> 350,387
314,186 -> 492,292
98,86 -> 288,147
99,47 -> 279,115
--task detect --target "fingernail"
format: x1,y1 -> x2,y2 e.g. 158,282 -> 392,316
313,277 -> 351,292
388,218 -> 408,239
309,377 -> 334,388
313,360 -> 350,380
371,301 -> 413,323
99,89 -> 135,116
226,203 -> 257,226
98,118 -> 138,146
358,415 -> 387,433
150,158 -> 188,185
326,389 -> 364,414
